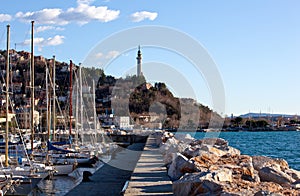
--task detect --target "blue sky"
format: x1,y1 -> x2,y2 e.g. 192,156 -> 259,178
0,0 -> 300,116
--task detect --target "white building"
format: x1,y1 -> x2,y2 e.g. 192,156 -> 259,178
114,116 -> 132,130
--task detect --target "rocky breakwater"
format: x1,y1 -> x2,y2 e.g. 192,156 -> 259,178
157,132 -> 300,195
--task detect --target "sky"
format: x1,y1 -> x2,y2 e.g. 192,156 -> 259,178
0,0 -> 300,116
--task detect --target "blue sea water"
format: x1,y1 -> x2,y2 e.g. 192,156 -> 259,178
177,131 -> 300,170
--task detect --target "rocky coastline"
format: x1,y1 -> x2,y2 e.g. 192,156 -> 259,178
155,131 -> 300,195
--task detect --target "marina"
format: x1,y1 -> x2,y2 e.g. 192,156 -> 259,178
0,1 -> 300,194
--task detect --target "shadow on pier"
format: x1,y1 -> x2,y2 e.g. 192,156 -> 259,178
66,134 -> 173,196
66,140 -> 146,196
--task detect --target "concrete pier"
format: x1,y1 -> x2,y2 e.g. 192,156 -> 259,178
66,134 -> 172,196
124,134 -> 173,195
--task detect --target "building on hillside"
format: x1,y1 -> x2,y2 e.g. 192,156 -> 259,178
114,116 -> 133,130
15,108 -> 39,129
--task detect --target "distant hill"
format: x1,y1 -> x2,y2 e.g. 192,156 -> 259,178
239,113 -> 297,119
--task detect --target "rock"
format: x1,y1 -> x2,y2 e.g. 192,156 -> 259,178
286,168 -> 300,181
206,146 -> 228,157
292,180 -> 300,189
161,132 -> 174,143
167,153 -> 197,181
160,137 -> 179,164
252,156 -> 289,171
273,158 -> 289,170
172,169 -> 232,195
193,151 -> 220,166
254,190 -> 282,196
227,146 -> 241,157
160,137 -> 190,165
190,138 -> 228,148
253,156 -> 275,170
238,155 -> 258,182
174,133 -> 195,144
213,168 -> 233,182
182,146 -> 201,158
259,166 -> 295,185
163,152 -> 175,166
176,142 -> 191,154
172,172 -> 223,196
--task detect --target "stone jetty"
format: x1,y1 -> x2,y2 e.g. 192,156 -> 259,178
158,132 -> 300,195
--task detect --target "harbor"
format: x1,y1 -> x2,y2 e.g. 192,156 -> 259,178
42,130 -> 300,195
1,1 -> 300,195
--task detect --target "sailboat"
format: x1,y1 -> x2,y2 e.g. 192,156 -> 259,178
33,59 -> 77,176
45,64 -> 99,169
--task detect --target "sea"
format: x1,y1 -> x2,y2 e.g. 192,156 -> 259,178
37,131 -> 300,195
177,131 -> 300,170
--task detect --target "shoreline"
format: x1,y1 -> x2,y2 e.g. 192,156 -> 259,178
168,129 -> 299,133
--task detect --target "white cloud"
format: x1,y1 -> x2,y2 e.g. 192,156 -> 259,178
130,11 -> 158,22
77,0 -> 95,5
105,50 -> 119,59
0,14 -> 12,22
23,35 -> 65,51
46,35 -> 64,46
16,8 -> 66,25
36,26 -> 65,33
15,1 -> 120,25
95,52 -> 104,58
95,50 -> 119,59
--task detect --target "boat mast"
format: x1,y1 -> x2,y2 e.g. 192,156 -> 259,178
52,55 -> 56,141
69,60 -> 73,136
93,80 -> 97,132
79,66 -> 83,142
5,24 -> 10,167
30,21 -> 35,150
46,65 -> 50,140
75,69 -> 79,144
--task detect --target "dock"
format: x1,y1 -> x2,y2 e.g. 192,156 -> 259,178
124,134 -> 173,195
66,134 -> 173,196
66,142 -> 145,196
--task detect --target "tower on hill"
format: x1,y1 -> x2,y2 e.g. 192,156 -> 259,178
136,45 -> 142,77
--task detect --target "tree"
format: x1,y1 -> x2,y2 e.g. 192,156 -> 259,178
232,117 -> 243,126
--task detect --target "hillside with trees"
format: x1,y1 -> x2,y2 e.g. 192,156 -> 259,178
0,50 -> 222,130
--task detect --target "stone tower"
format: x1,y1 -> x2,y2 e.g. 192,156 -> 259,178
136,45 -> 142,77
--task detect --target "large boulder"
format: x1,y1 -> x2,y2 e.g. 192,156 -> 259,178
160,136 -> 191,165
252,156 -> 275,170
252,156 -> 289,171
167,153 -> 197,181
259,166 -> 295,185
182,146 -> 202,158
173,171 -> 224,196
193,151 -> 220,167
160,137 -> 179,165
